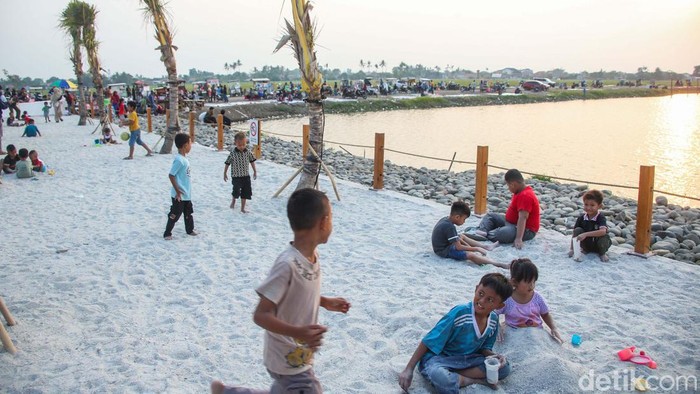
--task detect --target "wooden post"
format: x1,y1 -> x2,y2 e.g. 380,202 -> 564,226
165,109 -> 170,129
217,114 -> 224,151
108,108 -> 113,123
373,133 -> 385,190
0,298 -> 15,326
254,120 -> 262,159
147,107 -> 152,133
0,324 -> 16,355
189,111 -> 195,143
302,124 -> 310,160
475,146 -> 489,215
634,165 -> 655,255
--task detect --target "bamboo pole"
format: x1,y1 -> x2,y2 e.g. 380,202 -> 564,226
0,298 -> 15,326
217,114 -> 224,151
447,152 -> 457,172
108,108 -> 113,123
475,146 -> 489,215
634,165 -> 655,255
147,107 -> 152,133
308,144 -> 340,201
189,111 -> 195,143
302,124 -> 310,160
273,167 -> 304,198
373,133 -> 385,190
254,120 -> 262,159
0,324 -> 16,355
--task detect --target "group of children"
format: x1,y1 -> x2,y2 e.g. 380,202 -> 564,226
2,144 -> 46,179
205,170 -> 612,393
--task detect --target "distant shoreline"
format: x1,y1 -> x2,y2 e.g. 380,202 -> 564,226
217,87 -> 700,122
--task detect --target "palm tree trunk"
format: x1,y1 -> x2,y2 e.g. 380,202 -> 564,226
72,39 -> 88,126
159,72 -> 179,154
297,101 -> 323,189
86,48 -> 104,117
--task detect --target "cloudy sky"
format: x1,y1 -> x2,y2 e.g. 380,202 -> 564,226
3,0 -> 699,80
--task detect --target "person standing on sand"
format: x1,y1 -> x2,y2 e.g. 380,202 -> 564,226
163,133 -> 196,240
474,169 -> 540,249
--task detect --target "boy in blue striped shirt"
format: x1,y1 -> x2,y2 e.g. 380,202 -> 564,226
399,273 -> 513,393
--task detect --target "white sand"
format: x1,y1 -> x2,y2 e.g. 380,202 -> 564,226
1,119 -> 699,393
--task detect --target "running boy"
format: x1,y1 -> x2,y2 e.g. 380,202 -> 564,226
432,201 -> 509,269
399,273 -> 513,392
120,101 -> 153,160
211,188 -> 351,394
569,189 -> 612,262
223,131 -> 257,213
163,133 -> 195,240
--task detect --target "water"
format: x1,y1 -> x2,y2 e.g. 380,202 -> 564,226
263,95 -> 700,207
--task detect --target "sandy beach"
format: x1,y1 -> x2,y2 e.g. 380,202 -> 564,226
1,119 -> 698,393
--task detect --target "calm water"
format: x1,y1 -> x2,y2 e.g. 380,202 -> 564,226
263,95 -> 700,206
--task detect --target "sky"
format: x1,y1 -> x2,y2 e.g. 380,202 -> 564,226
3,0 -> 699,80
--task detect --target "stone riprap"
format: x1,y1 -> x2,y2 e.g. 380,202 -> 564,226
153,116 -> 700,265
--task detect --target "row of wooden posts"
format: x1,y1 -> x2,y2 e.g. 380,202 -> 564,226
90,110 -> 658,257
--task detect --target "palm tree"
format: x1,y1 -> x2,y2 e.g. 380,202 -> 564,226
380,60 -> 386,74
141,0 -> 179,154
59,0 -> 89,126
80,2 -> 105,117
275,0 -> 324,190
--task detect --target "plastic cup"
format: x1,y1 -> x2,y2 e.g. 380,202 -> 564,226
94,138 -> 100,145
571,334 -> 582,346
572,239 -> 582,260
484,357 -> 500,384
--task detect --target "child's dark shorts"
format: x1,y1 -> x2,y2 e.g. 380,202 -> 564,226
231,176 -> 252,199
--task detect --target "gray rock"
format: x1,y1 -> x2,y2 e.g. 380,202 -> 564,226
681,240 -> 696,250
655,195 -> 668,206
651,240 -> 678,252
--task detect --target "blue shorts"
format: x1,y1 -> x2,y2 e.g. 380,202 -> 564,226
128,129 -> 144,147
448,244 -> 467,260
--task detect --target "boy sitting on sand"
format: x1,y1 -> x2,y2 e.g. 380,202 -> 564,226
15,148 -> 35,179
432,201 -> 509,269
211,188 -> 351,394
569,189 -> 612,262
399,273 -> 513,392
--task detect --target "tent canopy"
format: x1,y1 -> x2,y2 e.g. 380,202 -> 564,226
51,79 -> 78,89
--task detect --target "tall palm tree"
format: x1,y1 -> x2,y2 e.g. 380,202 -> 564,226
141,0 -> 179,154
59,0 -> 89,126
80,2 -> 105,117
275,0 -> 324,189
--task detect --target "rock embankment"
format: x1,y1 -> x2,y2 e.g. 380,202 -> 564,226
154,117 -> 700,265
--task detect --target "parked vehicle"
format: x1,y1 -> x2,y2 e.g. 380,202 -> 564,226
521,80 -> 549,92
533,77 -> 556,87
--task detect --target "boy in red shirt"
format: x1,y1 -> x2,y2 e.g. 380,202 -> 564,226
475,169 -> 540,249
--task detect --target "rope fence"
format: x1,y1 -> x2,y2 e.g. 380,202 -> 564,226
177,115 -> 698,204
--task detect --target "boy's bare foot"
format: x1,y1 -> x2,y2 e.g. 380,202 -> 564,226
211,381 -> 225,394
484,241 -> 500,251
123,156 -> 133,160
146,152 -> 154,157
164,236 -> 173,240
568,250 -> 574,257
459,376 -> 497,390
241,209 -> 249,214
600,254 -> 609,262
187,231 -> 198,236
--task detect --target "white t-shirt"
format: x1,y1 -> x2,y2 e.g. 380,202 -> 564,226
256,243 -> 321,375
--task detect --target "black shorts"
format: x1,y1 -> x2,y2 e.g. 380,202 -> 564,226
231,176 -> 252,199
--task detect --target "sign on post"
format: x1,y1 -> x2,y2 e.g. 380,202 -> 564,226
248,118 -> 259,146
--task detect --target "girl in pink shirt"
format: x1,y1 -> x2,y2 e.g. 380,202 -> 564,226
497,258 -> 563,343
